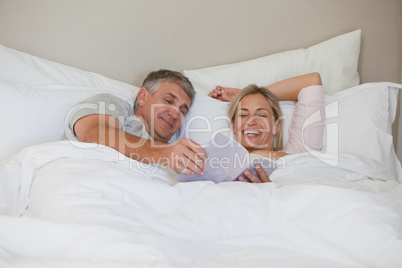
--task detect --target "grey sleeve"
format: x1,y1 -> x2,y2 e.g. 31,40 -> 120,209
64,93 -> 132,141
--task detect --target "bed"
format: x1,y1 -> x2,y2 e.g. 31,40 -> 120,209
0,1 -> 402,267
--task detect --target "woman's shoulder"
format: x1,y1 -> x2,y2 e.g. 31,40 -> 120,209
249,151 -> 288,161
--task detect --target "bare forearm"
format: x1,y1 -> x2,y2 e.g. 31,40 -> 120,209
82,125 -> 206,175
209,72 -> 322,102
86,125 -> 163,162
73,114 -> 206,174
265,72 -> 322,101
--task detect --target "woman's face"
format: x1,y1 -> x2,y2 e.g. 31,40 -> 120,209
232,93 -> 277,150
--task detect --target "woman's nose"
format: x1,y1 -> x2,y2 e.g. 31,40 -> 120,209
245,117 -> 258,126
246,118 -> 257,127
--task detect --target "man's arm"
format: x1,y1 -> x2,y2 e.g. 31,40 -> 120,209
74,114 -> 206,175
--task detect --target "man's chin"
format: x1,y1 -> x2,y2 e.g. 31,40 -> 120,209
152,131 -> 175,144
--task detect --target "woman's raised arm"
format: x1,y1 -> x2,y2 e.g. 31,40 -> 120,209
209,72 -> 322,102
266,72 -> 322,101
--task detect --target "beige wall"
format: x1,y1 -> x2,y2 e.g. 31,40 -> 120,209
0,0 -> 400,85
0,0 -> 401,157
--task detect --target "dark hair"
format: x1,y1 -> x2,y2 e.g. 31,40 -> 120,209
133,69 -> 195,111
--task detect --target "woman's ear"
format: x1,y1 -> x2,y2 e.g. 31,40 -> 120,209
273,120 -> 281,135
137,87 -> 149,107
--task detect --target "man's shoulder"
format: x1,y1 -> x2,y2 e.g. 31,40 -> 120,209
86,93 -> 128,104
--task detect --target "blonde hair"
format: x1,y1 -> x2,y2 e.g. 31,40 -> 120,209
228,84 -> 283,151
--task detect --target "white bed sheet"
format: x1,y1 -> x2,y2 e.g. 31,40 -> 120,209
0,141 -> 401,267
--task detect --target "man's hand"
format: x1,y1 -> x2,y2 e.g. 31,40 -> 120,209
150,138 -> 207,175
237,164 -> 272,183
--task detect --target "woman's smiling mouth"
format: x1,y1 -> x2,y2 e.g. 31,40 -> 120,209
243,130 -> 261,137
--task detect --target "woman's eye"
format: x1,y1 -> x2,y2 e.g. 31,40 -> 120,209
257,114 -> 267,118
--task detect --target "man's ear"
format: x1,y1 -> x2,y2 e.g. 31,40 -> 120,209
137,87 -> 149,107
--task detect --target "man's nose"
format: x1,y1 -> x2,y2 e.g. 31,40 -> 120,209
168,106 -> 180,120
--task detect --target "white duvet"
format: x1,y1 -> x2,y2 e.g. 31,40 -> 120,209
0,141 -> 402,268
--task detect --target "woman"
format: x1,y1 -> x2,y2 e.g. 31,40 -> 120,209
209,72 -> 324,183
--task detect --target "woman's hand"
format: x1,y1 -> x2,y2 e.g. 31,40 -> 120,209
237,164 -> 272,183
208,86 -> 240,102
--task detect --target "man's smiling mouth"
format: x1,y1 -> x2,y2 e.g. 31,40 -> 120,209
160,116 -> 174,128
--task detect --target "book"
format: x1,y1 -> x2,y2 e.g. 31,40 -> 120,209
177,132 -> 277,183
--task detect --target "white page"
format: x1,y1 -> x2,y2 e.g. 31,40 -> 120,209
177,133 -> 277,183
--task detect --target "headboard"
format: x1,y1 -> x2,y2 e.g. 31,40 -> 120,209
0,0 -> 401,156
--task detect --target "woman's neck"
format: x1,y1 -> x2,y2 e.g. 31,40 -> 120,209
248,149 -> 288,161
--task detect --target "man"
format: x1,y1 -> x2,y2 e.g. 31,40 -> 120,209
65,69 -> 206,175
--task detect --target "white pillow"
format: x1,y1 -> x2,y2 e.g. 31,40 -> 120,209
176,82 -> 402,181
0,44 -> 140,162
184,30 -> 361,96
0,80 -> 137,162
0,43 -> 136,93
323,82 -> 402,180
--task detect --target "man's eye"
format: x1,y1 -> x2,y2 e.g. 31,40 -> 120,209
165,99 -> 172,104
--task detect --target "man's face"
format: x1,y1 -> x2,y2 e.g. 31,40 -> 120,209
137,81 -> 191,143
